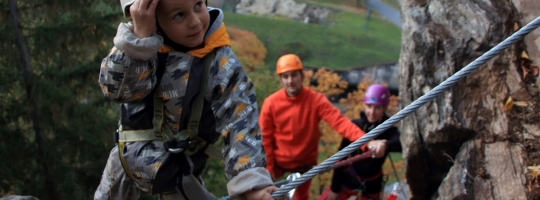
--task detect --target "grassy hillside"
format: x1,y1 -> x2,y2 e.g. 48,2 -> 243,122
223,10 -> 401,70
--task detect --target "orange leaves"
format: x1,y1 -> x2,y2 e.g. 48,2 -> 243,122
305,68 -> 349,98
529,165 -> 540,177
227,26 -> 267,71
504,96 -> 514,110
528,165 -> 540,192
520,50 -> 539,82
504,96 -> 528,111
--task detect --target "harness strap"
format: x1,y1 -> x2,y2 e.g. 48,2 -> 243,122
347,165 -> 383,182
165,51 -> 216,156
118,129 -> 156,142
118,142 -> 135,181
186,52 -> 210,139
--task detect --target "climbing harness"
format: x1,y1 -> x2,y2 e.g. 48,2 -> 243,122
117,51 -> 222,198
271,16 -> 540,199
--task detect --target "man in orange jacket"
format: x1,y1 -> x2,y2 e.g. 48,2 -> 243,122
260,54 -> 385,200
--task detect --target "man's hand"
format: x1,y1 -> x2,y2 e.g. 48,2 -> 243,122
130,0 -> 160,38
245,186 -> 285,200
367,139 -> 387,158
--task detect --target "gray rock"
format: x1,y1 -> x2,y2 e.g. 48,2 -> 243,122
236,0 -> 332,24
399,0 -> 536,199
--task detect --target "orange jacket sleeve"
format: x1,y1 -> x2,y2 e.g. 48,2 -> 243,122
316,94 -> 369,151
259,99 -> 276,175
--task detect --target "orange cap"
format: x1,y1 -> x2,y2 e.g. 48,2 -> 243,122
276,54 -> 303,75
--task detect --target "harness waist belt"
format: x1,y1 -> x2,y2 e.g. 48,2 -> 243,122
119,129 -> 159,142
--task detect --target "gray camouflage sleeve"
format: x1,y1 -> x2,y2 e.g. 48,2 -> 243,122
208,47 -> 273,197
98,22 -> 162,102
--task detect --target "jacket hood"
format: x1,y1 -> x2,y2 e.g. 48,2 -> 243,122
159,7 -> 230,58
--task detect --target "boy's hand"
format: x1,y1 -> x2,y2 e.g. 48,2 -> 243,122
245,185 -> 285,200
130,0 -> 159,38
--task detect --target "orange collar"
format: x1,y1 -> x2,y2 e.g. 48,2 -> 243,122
158,22 -> 231,58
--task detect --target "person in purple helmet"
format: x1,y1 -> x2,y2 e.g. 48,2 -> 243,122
318,84 -> 402,200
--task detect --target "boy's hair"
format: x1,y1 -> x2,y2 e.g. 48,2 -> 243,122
119,0 -> 208,18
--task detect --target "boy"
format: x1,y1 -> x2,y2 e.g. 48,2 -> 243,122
318,84 -> 402,200
95,0 -> 277,199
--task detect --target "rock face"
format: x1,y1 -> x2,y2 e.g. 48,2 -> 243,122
235,0 -> 332,24
399,0 -> 540,199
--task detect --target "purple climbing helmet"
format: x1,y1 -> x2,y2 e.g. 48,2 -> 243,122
363,84 -> 390,106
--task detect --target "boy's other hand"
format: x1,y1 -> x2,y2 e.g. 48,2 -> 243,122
245,185 -> 285,200
130,0 -> 159,38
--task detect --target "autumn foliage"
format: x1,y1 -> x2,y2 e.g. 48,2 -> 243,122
227,26 -> 267,71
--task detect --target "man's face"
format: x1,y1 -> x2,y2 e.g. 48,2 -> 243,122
364,104 -> 386,123
279,70 -> 304,97
156,0 -> 210,48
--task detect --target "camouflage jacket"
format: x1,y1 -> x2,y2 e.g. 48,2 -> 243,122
98,8 -> 272,197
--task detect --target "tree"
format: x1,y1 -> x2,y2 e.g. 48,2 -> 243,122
1,0 -> 120,199
399,0 -> 540,199
227,0 -> 241,13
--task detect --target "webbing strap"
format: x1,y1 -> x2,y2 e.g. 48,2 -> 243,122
154,51 -> 218,157
153,90 -> 167,140
186,51 -> 213,138
204,143 -> 223,159
118,142 -> 136,181
119,129 -> 155,142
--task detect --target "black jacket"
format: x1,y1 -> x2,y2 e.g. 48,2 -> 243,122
330,112 -> 402,192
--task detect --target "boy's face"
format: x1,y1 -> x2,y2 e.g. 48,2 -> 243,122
279,70 -> 304,97
364,104 -> 386,123
155,0 -> 210,48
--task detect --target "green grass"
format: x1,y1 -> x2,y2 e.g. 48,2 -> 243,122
223,11 -> 401,70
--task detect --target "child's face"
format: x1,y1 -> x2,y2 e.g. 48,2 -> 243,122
156,0 -> 210,48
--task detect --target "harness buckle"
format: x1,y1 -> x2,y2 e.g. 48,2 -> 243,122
165,139 -> 201,154
164,140 -> 186,154
113,129 -> 119,144
168,147 -> 184,154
